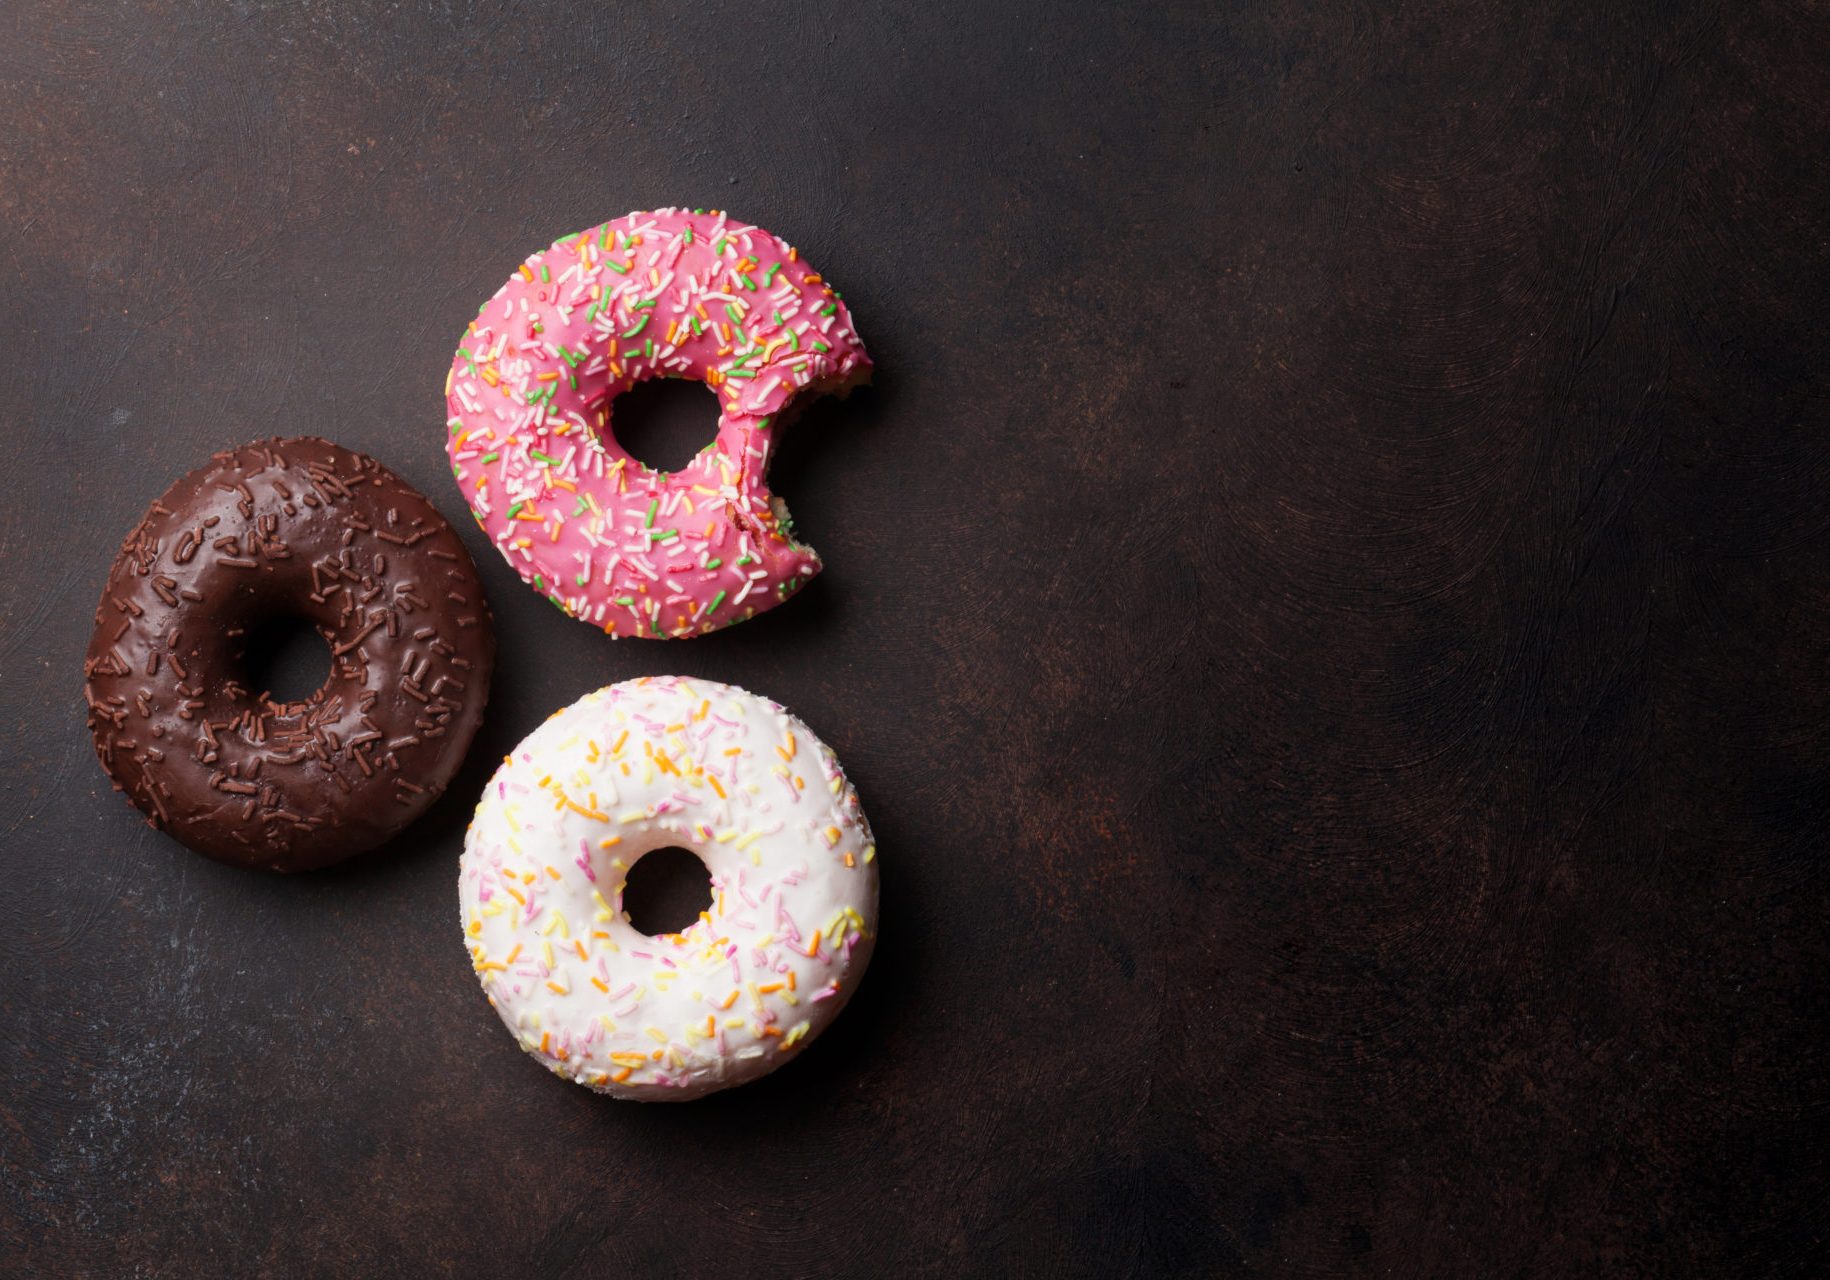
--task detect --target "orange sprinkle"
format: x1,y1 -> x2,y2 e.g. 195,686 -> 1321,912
575,940 -> 589,961
591,977 -> 610,993
540,1032 -> 551,1054
611,1067 -> 633,1083
760,1026 -> 783,1038
804,929 -> 822,957
719,990 -> 740,1009
708,776 -> 726,799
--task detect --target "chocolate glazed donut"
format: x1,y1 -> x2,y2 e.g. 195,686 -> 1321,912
83,438 -> 496,871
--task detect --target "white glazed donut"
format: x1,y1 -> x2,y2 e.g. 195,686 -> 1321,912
459,676 -> 878,1099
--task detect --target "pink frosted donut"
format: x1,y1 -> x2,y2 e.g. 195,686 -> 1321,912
444,209 -> 872,638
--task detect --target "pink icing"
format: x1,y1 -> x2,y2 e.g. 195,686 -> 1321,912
445,209 -> 872,637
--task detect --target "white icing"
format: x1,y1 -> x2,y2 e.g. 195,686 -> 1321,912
459,677 -> 878,1099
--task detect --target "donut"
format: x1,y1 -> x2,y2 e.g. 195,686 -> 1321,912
83,438 -> 496,872
444,209 -> 872,638
459,676 -> 878,1099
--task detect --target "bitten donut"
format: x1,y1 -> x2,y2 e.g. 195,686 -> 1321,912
460,677 -> 878,1099
83,438 -> 495,871
445,209 -> 872,638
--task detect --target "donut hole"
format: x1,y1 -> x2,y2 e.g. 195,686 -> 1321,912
607,376 -> 721,473
237,613 -> 332,706
622,846 -> 713,936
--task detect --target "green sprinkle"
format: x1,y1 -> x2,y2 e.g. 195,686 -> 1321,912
689,316 -> 704,336
756,416 -> 772,430
480,451 -> 500,464
725,303 -> 744,323
633,299 -> 655,310
534,575 -> 544,589
506,501 -> 526,519
573,497 -> 588,515
812,340 -> 830,352
575,572 -> 588,586
652,529 -> 679,542
705,557 -> 723,569
644,499 -> 657,528
820,303 -> 837,316
539,264 -> 550,283
737,274 -> 756,291
736,554 -> 754,566
645,338 -> 653,358
763,263 -> 781,285
683,226 -> 693,245
600,224 -> 612,248
615,595 -> 635,607
707,589 -> 726,614
621,316 -> 649,339
772,310 -> 784,327
713,236 -> 727,256
605,258 -> 630,275
530,450 -> 559,465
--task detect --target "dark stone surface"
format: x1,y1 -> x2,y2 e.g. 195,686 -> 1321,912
1,1 -> 1825,1275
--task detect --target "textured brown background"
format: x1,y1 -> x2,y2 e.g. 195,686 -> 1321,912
2,2 -> 1828,1276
